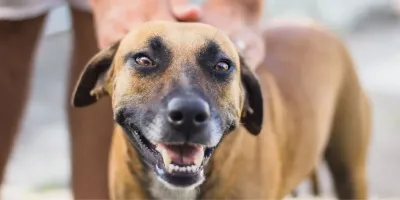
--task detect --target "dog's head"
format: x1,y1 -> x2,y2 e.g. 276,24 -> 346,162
72,21 -> 263,189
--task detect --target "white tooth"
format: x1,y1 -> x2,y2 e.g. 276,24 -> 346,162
194,147 -> 205,167
173,165 -> 179,171
204,157 -> 210,164
162,152 -> 172,166
157,146 -> 172,167
168,164 -> 174,173
191,165 -> 197,172
186,166 -> 192,172
178,167 -> 184,172
182,167 -> 187,172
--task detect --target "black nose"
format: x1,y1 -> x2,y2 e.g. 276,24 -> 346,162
167,97 -> 210,130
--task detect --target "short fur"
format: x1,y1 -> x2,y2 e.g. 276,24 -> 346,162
71,20 -> 371,199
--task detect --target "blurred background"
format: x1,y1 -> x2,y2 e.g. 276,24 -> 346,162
1,0 -> 399,199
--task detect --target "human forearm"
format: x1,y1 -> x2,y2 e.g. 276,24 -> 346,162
210,0 -> 264,21
88,0 -> 200,48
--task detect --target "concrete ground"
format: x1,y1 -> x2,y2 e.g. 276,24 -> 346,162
1,14 -> 400,200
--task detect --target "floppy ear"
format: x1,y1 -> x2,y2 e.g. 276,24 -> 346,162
71,41 -> 120,107
240,56 -> 264,135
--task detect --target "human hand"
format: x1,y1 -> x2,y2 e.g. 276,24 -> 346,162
90,0 -> 202,49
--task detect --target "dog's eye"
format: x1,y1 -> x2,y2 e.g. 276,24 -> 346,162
135,56 -> 154,67
214,62 -> 230,72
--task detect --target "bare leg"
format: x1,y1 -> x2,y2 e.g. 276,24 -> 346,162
0,15 -> 47,185
66,8 -> 113,200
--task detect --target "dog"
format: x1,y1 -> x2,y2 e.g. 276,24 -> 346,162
71,20 -> 371,199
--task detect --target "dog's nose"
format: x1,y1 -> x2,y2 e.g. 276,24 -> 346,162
167,97 -> 210,130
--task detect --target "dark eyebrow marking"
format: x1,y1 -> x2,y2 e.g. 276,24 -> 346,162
196,39 -> 221,67
147,36 -> 171,65
148,36 -> 165,52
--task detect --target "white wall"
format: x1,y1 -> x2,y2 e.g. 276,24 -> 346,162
266,0 -> 391,33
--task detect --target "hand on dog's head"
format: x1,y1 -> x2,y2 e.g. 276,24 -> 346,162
71,21 -> 263,189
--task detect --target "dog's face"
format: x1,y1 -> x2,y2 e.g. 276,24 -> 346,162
72,21 -> 263,189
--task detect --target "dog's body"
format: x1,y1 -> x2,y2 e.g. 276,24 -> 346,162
72,20 -> 371,200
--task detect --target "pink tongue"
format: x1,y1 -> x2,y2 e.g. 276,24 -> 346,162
159,144 -> 202,165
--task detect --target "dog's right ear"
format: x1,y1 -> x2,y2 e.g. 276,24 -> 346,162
239,55 -> 264,136
71,41 -> 120,107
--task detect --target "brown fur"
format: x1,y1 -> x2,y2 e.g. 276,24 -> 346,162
71,19 -> 371,199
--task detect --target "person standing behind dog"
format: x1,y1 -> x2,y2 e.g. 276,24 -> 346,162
0,0 -> 264,199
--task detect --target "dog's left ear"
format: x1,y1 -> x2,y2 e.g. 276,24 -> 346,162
71,41 -> 120,107
240,56 -> 263,135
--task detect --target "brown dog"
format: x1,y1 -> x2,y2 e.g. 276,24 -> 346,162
71,20 -> 371,199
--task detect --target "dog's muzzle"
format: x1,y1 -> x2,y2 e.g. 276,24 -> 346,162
116,94 -> 225,188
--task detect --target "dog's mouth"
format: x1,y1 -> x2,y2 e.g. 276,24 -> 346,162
156,143 -> 211,173
130,128 -> 215,187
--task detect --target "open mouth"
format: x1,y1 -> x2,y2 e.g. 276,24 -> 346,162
130,128 -> 215,187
